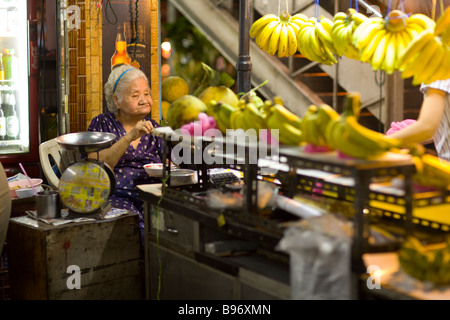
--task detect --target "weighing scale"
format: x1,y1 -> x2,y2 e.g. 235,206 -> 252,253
56,132 -> 117,215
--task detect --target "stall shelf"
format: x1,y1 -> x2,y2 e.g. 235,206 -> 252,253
137,132 -> 450,299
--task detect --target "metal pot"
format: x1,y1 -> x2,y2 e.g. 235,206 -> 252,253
168,169 -> 196,186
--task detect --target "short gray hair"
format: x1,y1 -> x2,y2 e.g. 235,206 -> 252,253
104,64 -> 150,114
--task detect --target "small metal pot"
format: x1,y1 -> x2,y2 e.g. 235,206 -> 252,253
35,190 -> 62,219
169,169 -> 196,186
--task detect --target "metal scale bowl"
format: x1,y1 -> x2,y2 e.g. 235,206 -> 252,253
56,132 -> 117,215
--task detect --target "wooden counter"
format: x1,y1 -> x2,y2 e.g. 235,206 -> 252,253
6,212 -> 143,300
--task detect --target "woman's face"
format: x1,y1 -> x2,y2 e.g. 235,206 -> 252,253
117,77 -> 153,117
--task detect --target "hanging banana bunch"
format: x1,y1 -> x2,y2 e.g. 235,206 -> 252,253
297,16 -> 338,66
399,6 -> 450,85
249,9 -> 307,58
331,8 -> 368,60
353,9 -> 435,74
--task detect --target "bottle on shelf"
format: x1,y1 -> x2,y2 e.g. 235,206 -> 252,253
2,49 -> 11,83
110,25 -> 131,70
0,92 -> 5,140
8,49 -> 17,83
0,53 -> 4,82
5,91 -> 18,140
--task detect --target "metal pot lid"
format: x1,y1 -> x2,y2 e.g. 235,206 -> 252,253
56,132 -> 117,154
58,160 -> 114,214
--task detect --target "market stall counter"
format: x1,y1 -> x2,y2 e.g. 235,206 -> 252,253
6,210 -> 143,300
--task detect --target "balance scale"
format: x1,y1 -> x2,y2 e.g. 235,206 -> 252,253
56,132 -> 117,216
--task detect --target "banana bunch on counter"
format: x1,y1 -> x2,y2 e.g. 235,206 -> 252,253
266,101 -> 303,145
412,152 -> 450,190
399,237 -> 450,286
400,7 -> 450,85
301,104 -> 339,148
324,92 -> 402,159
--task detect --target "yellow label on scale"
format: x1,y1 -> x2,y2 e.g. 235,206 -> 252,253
59,161 -> 111,213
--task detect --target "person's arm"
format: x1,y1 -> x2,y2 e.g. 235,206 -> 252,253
388,88 -> 446,144
88,120 -> 154,168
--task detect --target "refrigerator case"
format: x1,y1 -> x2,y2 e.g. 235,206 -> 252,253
0,0 -> 39,177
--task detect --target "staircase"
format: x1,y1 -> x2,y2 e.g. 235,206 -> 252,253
167,0 -> 417,131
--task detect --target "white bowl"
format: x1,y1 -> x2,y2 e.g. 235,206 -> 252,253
9,179 -> 43,198
144,163 -> 176,177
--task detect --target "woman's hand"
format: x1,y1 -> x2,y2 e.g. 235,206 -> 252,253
127,120 -> 154,141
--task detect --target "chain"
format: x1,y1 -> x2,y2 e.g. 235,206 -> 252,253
130,0 -> 139,60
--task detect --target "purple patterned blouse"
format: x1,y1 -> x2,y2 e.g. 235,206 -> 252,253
88,112 -> 164,222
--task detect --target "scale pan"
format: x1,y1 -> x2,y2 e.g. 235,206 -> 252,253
56,132 -> 117,154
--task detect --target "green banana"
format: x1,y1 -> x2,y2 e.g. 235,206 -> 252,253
216,102 -> 236,131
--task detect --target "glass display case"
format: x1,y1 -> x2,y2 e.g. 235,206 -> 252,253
0,0 -> 39,176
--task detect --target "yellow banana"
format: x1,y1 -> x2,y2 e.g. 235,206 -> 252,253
315,18 -> 334,51
331,23 -> 347,56
234,110 -> 249,130
411,37 -> 441,85
301,105 -> 318,145
272,104 -> 302,127
333,11 -> 347,22
324,118 -> 341,150
371,32 -> 390,71
422,42 -> 446,85
250,14 -> 279,38
428,48 -> 450,83
217,102 -> 236,129
266,113 -> 303,145
345,115 -> 402,151
360,28 -> 386,63
398,30 -> 434,72
408,14 -> 436,31
316,104 -> 339,133
298,27 -> 320,62
243,102 -> 267,130
435,7 -> 450,36
395,30 -> 410,68
334,121 -> 386,159
286,23 -> 298,56
256,20 -> 280,51
321,40 -> 338,65
278,22 -> 289,58
353,18 -> 384,49
383,32 -> 398,75
267,22 -> 283,56
291,13 -> 308,23
351,12 -> 368,25
229,108 -> 244,130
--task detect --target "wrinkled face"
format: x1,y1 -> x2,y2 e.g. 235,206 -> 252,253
116,77 -> 153,117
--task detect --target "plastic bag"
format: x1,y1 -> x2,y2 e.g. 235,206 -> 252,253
277,215 -> 353,300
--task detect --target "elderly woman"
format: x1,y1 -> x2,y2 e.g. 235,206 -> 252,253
87,64 -> 164,232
